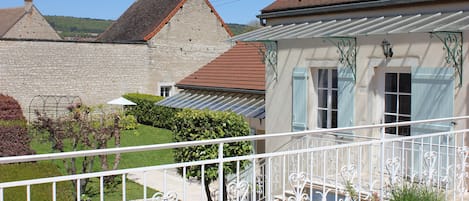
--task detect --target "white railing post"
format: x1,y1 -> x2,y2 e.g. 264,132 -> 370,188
76,179 -> 81,201
380,127 -> 385,201
266,157 -> 272,201
0,188 -> 3,201
218,142 -> 224,201
100,176 -> 104,201
252,158 -> 256,200
122,174 -> 126,201
52,182 -> 56,201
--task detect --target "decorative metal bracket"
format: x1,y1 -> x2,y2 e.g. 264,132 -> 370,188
325,37 -> 357,82
259,41 -> 278,82
430,31 -> 463,87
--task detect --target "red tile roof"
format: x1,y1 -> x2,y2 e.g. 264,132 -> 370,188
0,7 -> 26,37
262,0 -> 363,13
98,0 -> 232,42
177,42 -> 265,92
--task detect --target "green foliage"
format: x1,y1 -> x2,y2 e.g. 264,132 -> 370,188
45,16 -> 113,38
0,162 -> 74,201
30,124 -> 170,200
44,15 -> 258,39
123,93 -> 181,129
119,114 -> 138,130
390,185 -> 444,201
172,109 -> 253,200
227,23 -> 259,35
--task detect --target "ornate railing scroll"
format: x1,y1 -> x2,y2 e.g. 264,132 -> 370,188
430,31 -> 463,87
325,37 -> 357,82
260,41 -> 278,82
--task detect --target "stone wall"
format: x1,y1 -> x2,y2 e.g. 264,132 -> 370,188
147,0 -> 232,95
0,39 -> 151,115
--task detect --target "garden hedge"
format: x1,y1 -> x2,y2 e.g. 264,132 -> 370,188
123,93 -> 181,129
0,94 -> 34,156
172,109 -> 253,200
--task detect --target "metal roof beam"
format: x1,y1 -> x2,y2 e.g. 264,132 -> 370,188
410,11 -> 462,32
434,15 -> 469,31
297,19 -> 351,38
347,15 -> 401,36
388,12 -> 441,33
368,14 -> 421,34
286,20 -> 337,39
319,17 -> 368,37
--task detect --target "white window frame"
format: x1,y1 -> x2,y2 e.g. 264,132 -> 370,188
316,68 -> 338,129
384,71 -> 411,136
158,82 -> 174,97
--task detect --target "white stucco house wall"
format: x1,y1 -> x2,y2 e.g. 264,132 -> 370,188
232,0 -> 469,152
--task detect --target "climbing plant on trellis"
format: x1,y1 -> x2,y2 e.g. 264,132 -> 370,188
28,95 -> 82,121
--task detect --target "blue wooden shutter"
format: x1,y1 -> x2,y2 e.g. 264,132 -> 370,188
338,66 -> 354,128
292,67 -> 308,131
410,67 -> 454,177
411,67 -> 454,135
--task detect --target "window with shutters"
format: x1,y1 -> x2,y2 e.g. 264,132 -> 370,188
317,69 -> 338,128
384,72 -> 411,136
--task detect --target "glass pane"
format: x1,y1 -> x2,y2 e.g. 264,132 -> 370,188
331,111 -> 337,128
332,69 -> 338,88
398,116 -> 410,122
385,73 -> 397,92
332,90 -> 338,109
318,69 -> 328,88
318,90 -> 328,108
385,94 -> 397,113
399,73 -> 411,93
398,126 -> 411,136
385,115 -> 396,123
385,115 -> 397,134
318,109 -> 328,128
399,95 -> 411,115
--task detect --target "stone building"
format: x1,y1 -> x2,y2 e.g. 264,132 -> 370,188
0,0 -> 233,117
0,0 -> 61,40
99,0 -> 233,98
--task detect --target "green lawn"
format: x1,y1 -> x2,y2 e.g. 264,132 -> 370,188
31,124 -> 175,169
3,124 -> 174,201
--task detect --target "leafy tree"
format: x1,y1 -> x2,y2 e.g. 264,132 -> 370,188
0,94 -> 34,157
172,109 -> 253,201
33,104 -> 122,197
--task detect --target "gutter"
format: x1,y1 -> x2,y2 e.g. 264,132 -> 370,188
258,0 -> 435,20
176,84 -> 265,95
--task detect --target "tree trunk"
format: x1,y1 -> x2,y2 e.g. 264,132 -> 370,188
112,117 -> 121,170
204,178 -> 213,201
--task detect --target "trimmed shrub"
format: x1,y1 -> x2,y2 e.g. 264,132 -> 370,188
172,109 -> 253,201
123,93 -> 181,129
0,94 -> 34,157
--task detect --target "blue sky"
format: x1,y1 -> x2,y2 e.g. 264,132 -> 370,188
0,0 -> 273,24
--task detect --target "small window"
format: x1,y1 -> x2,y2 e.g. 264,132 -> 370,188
160,86 -> 171,97
317,69 -> 338,128
384,73 -> 411,136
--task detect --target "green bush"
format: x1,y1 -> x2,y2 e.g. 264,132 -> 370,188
119,114 -> 138,130
123,93 -> 181,129
172,109 -> 253,201
390,185 -> 444,201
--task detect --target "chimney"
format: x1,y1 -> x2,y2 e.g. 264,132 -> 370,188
25,0 -> 33,13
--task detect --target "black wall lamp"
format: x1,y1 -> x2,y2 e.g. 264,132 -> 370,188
381,39 -> 393,58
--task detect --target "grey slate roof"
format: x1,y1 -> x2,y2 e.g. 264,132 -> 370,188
0,7 -> 26,37
98,0 -> 184,42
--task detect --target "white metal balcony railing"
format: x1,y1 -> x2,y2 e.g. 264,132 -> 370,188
1,116 -> 469,201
